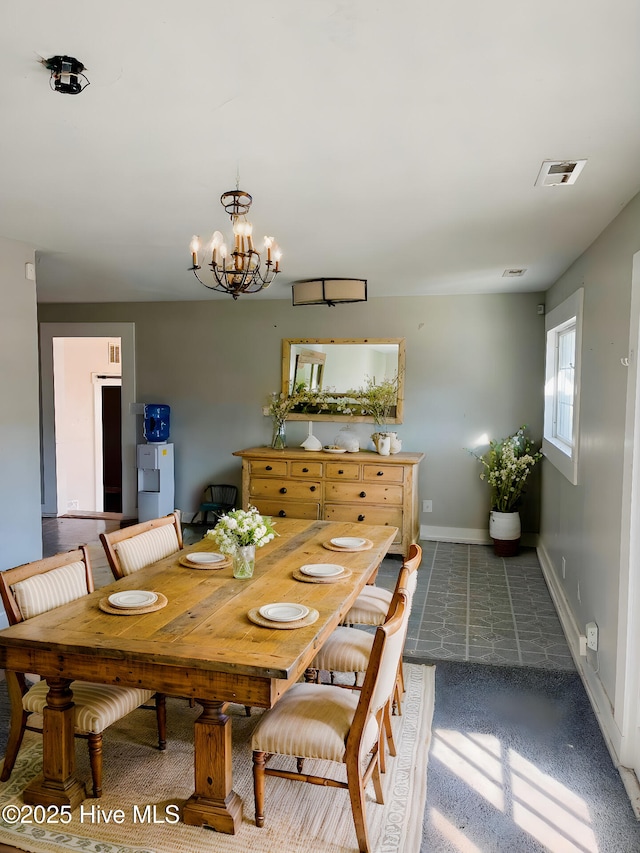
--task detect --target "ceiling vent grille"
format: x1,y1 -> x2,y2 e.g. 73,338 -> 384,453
108,340 -> 121,365
535,159 -> 587,187
503,268 -> 527,277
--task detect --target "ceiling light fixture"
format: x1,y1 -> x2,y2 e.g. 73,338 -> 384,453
189,188 -> 281,299
292,278 -> 368,307
42,55 -> 90,95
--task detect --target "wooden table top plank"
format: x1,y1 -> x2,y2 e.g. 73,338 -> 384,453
0,520 -> 396,682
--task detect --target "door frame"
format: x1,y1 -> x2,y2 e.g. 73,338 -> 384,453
617,249 -> 640,796
92,374 -> 122,511
40,323 -> 137,517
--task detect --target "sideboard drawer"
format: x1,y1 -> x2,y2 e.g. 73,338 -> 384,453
234,447 -> 423,557
325,482 -> 404,505
324,504 -> 402,543
362,464 -> 404,483
326,462 -> 361,480
251,478 -> 321,500
249,459 -> 288,477
291,461 -> 323,478
253,499 -> 320,520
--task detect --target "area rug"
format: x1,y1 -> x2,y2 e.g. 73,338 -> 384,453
0,663 -> 434,853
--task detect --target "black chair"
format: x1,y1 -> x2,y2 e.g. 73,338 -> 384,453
190,484 -> 238,525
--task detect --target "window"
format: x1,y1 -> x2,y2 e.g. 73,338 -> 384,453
543,289 -> 583,484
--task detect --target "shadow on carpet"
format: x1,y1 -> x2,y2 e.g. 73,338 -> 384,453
419,659 -> 640,853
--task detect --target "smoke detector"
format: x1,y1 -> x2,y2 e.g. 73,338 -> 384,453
535,160 -> 587,187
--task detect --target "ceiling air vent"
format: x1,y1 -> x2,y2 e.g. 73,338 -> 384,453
503,268 -> 527,277
108,340 -> 121,365
535,159 -> 587,187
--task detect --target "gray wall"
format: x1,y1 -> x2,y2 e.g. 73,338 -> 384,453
541,190 -> 640,707
0,237 -> 42,572
39,292 -> 545,537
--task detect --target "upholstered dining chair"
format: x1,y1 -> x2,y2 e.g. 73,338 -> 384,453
100,511 -> 183,580
251,592 -> 408,853
342,542 -> 422,628
311,543 -> 421,715
0,547 -> 166,798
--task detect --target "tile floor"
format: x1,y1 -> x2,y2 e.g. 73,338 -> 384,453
42,519 -> 575,671
375,539 -> 575,671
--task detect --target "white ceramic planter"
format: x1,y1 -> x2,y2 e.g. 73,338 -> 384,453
489,511 -> 521,541
489,511 -> 521,556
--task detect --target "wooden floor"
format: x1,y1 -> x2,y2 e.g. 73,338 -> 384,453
42,516 -> 206,589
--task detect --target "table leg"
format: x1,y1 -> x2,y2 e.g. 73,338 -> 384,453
23,678 -> 86,808
182,700 -> 243,833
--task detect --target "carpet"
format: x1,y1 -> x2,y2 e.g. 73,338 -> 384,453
0,663 -> 434,853
421,660 -> 640,853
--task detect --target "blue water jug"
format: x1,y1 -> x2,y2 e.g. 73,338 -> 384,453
143,404 -> 170,443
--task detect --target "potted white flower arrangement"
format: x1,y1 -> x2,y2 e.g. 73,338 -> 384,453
470,426 -> 542,556
354,375 -> 400,455
205,506 -> 277,578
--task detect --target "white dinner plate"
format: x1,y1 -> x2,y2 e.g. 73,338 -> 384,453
299,563 -> 345,578
258,602 -> 310,622
108,590 -> 158,609
330,537 -> 367,549
186,552 -> 225,565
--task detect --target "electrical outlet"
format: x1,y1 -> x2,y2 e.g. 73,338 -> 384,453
579,635 -> 588,656
422,500 -> 432,513
562,556 -> 566,579
586,621 -> 598,651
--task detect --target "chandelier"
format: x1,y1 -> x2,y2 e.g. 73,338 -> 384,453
189,189 -> 281,299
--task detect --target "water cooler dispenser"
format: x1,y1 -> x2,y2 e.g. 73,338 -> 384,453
137,404 -> 175,522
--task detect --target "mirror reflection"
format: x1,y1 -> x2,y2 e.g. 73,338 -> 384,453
281,338 -> 405,423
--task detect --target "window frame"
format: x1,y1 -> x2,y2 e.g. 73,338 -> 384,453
543,288 -> 584,485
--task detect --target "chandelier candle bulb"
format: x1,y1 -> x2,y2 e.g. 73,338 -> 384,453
190,236 -> 199,268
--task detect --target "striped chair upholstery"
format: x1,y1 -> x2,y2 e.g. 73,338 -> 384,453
114,524 -> 180,576
342,586 -> 392,627
11,560 -> 87,620
251,594 -> 408,853
251,682 -> 379,763
312,626 -> 374,675
342,543 -> 422,627
0,547 -> 167,799
23,681 -> 154,734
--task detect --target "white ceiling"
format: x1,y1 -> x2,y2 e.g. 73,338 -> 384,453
1,1 -> 639,303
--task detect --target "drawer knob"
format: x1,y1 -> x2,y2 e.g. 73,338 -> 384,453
278,510 -> 287,517
280,487 -> 287,494
377,471 -> 384,476
338,469 -> 344,475
310,485 -> 317,492
266,465 -> 272,471
359,491 -> 367,498
358,514 -> 365,521
302,467 -> 309,473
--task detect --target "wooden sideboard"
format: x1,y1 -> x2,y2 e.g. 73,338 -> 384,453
233,447 -> 424,556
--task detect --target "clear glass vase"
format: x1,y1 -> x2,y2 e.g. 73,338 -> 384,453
271,420 -> 286,449
233,544 -> 255,579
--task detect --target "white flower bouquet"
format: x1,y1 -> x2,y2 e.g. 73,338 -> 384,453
471,426 -> 542,512
205,506 -> 277,555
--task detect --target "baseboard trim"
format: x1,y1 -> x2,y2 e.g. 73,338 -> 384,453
536,542 -> 632,797
420,525 -> 538,547
421,525 -> 491,544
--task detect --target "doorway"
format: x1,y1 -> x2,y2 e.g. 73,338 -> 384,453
93,374 -> 123,512
40,323 -> 137,518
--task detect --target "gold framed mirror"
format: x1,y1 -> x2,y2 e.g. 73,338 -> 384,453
281,337 -> 405,423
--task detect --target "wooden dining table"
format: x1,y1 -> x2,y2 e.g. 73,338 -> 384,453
0,518 -> 397,834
